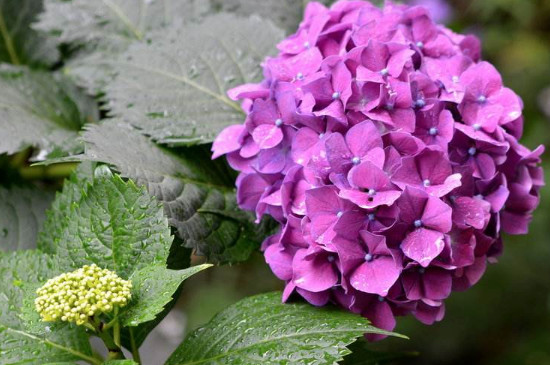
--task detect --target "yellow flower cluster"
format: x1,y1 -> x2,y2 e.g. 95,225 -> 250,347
35,264 -> 132,325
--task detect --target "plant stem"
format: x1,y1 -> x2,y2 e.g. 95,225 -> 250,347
0,7 -> 21,65
90,317 -> 125,360
129,327 -> 142,364
113,309 -> 121,348
97,329 -> 125,360
19,163 -> 78,180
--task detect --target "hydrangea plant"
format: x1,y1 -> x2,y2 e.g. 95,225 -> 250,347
0,0 -> 543,364
212,0 -> 544,339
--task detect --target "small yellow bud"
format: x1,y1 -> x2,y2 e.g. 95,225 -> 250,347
35,264 -> 132,326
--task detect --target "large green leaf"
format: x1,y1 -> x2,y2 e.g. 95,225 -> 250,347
0,250 -> 94,365
0,0 -> 58,66
36,0 -> 209,45
120,264 -> 212,327
35,0 -> 211,93
37,166 -> 172,279
53,120 -> 267,264
35,165 -> 210,342
0,66 -> 99,156
0,186 -> 53,251
104,13 -> 283,145
165,292 -> 405,365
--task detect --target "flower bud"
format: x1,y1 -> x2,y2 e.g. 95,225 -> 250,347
35,264 -> 132,325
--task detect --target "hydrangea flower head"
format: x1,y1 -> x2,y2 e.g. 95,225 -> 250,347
35,264 -> 132,326
213,0 -> 544,338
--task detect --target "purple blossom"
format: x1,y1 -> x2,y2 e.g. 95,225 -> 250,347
213,0 -> 544,339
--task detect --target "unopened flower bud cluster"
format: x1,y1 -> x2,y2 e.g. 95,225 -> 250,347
35,264 -> 132,325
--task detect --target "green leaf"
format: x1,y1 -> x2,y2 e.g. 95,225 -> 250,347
0,250 -> 94,365
0,186 -> 53,251
53,120 -> 266,264
0,0 -> 59,66
35,0 -> 211,93
37,162 -> 95,255
0,66 -> 99,156
36,164 -> 209,342
120,264 -> 212,327
165,292 -> 405,365
104,14 -> 283,145
37,165 -> 172,279
36,0 -> 209,45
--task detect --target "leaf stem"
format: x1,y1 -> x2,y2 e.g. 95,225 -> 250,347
0,7 -> 21,65
113,309 -> 121,348
19,162 -> 78,180
130,327 -> 142,364
91,317 -> 125,360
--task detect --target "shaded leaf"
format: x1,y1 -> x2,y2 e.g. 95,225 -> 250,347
120,264 -> 212,327
52,121 -> 266,264
104,13 -> 283,145
0,186 -> 53,251
165,292 -> 405,365
0,0 -> 59,66
0,250 -> 93,365
0,66 -> 99,156
35,0 -> 211,92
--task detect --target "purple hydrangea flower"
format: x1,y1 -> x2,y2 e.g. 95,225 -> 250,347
213,0 -> 544,339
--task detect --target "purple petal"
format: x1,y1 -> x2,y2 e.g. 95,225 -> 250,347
212,124 -> 245,159
351,257 -> 401,296
252,124 -> 284,149
264,243 -> 294,281
345,121 -> 383,157
422,196 -> 452,232
402,228 -> 445,267
292,249 -> 339,292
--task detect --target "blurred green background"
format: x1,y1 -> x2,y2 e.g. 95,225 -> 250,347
175,1 -> 550,364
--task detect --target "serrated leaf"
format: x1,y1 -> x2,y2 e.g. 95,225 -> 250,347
55,120 -> 265,264
32,166 -> 207,347
120,264 -> 212,327
0,250 -> 94,365
0,0 -> 59,66
37,162 -> 95,254
105,14 -> 283,145
0,186 -> 53,251
37,167 -> 172,279
0,66 -> 99,156
165,292 -> 405,365
35,0 -> 212,93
